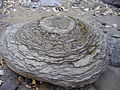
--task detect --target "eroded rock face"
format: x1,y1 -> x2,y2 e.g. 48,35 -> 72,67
0,16 -> 108,88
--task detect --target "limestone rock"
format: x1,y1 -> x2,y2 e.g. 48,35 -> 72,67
0,16 -> 108,87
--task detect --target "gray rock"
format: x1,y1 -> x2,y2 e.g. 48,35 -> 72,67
95,66 -> 120,90
0,14 -> 6,19
102,0 -> 120,8
108,35 -> 120,67
0,16 -> 108,88
71,0 -> 81,6
0,66 -> 20,90
21,2 -> 30,8
0,0 -> 3,8
0,70 -> 4,75
38,0 -> 63,7
112,33 -> 120,38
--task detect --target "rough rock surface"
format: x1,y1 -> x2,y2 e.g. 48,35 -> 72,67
108,34 -> 120,67
0,16 -> 108,88
102,0 -> 120,8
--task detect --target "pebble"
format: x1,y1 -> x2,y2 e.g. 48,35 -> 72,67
112,24 -> 118,28
112,33 -> 120,38
21,1 -> 30,8
72,0 -> 81,6
0,70 -> 4,76
31,3 -> 39,8
0,80 -> 3,86
83,8 -> 89,11
105,25 -> 111,28
38,0 -> 63,7
25,84 -> 32,88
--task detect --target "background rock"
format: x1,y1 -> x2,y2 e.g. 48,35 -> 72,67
95,66 -> 120,90
0,0 -> 3,8
0,66 -> 20,90
38,0 -> 63,7
102,0 -> 120,8
108,34 -> 120,67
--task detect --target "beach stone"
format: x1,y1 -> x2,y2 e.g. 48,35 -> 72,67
38,0 -> 63,7
102,0 -> 120,8
108,35 -> 120,67
0,16 -> 108,88
0,0 -> 3,8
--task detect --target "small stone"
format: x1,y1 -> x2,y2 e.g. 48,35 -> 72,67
35,87 -> 39,90
32,79 -> 37,85
112,33 -> 120,38
18,76 -> 25,82
105,25 -> 111,28
0,0 -> 3,8
32,3 -> 39,8
103,30 -> 107,33
13,9 -> 17,12
83,8 -> 89,11
112,24 -> 118,28
0,80 -> 3,86
55,7 -> 64,11
25,84 -> 32,88
38,0 -> 63,7
72,0 -> 81,6
21,1 -> 30,8
0,70 -> 4,75
102,0 -> 120,8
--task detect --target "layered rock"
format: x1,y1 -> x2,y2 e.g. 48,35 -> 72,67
0,16 -> 108,87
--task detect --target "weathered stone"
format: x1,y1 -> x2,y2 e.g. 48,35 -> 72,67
0,0 -> 3,8
108,35 -> 120,67
0,16 -> 108,87
112,33 -> 120,38
0,70 -> 4,75
38,0 -> 63,7
0,66 -> 20,90
102,0 -> 120,8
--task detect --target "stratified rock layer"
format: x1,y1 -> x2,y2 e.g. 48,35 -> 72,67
0,16 -> 108,87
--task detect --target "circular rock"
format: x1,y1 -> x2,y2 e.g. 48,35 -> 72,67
0,16 -> 108,88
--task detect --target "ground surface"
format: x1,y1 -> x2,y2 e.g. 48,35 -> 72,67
0,0 -> 120,90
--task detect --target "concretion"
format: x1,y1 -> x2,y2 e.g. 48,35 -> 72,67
0,16 -> 108,87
